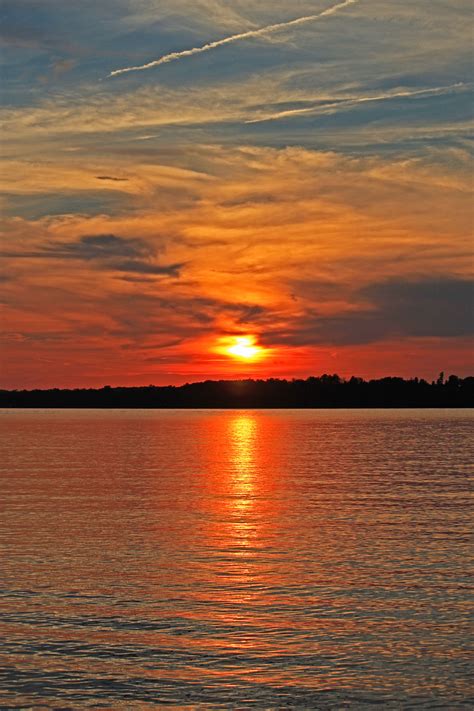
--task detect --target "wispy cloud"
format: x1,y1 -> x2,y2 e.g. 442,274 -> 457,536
246,83 -> 468,123
3,233 -> 183,277
108,0 -> 359,78
96,175 -> 129,182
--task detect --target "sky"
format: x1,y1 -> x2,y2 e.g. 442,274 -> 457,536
0,0 -> 473,388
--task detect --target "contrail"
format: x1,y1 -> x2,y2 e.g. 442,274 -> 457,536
245,83 -> 467,123
108,0 -> 359,78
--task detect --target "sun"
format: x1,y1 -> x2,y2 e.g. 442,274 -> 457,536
225,335 -> 263,361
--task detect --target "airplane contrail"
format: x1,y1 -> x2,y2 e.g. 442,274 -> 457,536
108,0 -> 359,78
245,83 -> 467,123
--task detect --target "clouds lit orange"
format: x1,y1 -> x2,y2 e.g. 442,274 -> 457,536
0,1 -> 472,388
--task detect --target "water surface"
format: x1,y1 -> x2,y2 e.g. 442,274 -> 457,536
1,409 -> 473,708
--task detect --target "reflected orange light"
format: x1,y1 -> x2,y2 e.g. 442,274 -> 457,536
230,414 -> 257,501
228,414 -> 258,563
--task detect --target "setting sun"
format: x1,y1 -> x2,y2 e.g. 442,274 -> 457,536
226,336 -> 263,361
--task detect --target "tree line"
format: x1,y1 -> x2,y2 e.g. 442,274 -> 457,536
0,373 -> 472,408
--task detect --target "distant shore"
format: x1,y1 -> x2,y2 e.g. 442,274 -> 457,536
1,374 -> 472,408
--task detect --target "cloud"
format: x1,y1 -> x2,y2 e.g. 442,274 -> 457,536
51,58 -> 76,77
103,290 -> 270,343
246,83 -> 468,124
108,0 -> 359,77
232,303 -> 267,324
1,145 -> 472,386
264,278 -> 474,346
41,233 -> 152,260
96,176 -> 129,182
4,233 -> 182,277
112,260 -> 182,276
361,278 -> 474,338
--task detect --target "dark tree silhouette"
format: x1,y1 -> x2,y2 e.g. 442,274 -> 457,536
0,374 -> 472,408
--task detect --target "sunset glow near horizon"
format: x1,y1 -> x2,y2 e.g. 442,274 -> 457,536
224,336 -> 265,362
0,1 -> 472,388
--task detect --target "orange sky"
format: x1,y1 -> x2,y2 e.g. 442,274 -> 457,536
0,1 -> 472,387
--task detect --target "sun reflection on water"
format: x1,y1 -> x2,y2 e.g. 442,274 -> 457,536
227,414 -> 259,559
4,411 -> 472,707
230,415 -> 256,503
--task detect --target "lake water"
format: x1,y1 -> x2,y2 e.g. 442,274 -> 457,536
1,409 -> 473,709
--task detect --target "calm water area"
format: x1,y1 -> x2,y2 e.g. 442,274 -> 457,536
1,409 -> 473,709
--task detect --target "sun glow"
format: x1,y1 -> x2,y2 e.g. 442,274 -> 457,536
226,335 -> 263,361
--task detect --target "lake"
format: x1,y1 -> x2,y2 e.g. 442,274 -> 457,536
1,409 -> 472,708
